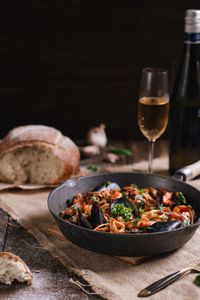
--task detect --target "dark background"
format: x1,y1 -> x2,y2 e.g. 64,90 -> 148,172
0,0 -> 200,141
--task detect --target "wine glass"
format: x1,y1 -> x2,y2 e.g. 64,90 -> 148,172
137,67 -> 169,173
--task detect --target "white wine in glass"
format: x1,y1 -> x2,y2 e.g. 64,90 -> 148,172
137,68 -> 169,173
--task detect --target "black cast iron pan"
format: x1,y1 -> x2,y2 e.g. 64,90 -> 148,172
48,162 -> 200,257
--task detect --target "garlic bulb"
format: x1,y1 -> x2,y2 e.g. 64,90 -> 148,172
86,124 -> 107,148
79,145 -> 101,158
104,152 -> 120,163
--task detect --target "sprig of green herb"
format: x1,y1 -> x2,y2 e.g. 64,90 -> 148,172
177,192 -> 186,204
111,203 -> 133,222
89,194 -> 99,202
132,217 -> 140,225
137,200 -> 145,208
130,183 -> 139,189
87,164 -> 98,172
107,146 -> 132,156
103,181 -> 111,187
71,215 -> 77,222
66,199 -> 72,206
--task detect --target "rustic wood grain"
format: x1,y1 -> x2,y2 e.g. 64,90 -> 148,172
0,139 -> 167,298
0,209 -> 8,251
0,210 -> 101,300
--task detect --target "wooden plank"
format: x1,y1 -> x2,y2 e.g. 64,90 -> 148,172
0,209 -> 8,251
0,217 -> 98,300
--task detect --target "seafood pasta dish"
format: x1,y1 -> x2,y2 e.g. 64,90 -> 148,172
60,181 -> 196,234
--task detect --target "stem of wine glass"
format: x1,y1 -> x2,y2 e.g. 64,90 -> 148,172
148,140 -> 155,174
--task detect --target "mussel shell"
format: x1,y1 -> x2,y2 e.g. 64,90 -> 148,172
111,195 -> 133,209
77,208 -> 92,229
145,220 -> 182,233
154,193 -> 163,206
66,198 -> 73,207
60,212 -> 71,219
60,198 -> 73,219
93,181 -> 120,192
88,202 -> 107,228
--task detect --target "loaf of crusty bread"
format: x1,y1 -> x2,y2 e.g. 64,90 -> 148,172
0,125 -> 80,185
0,252 -> 33,285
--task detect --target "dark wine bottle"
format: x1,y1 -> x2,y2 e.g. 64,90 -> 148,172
169,9 -> 200,174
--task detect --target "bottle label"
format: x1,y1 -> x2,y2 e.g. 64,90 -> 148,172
184,32 -> 200,43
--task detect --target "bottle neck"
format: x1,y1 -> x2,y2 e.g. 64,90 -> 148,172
184,32 -> 200,44
184,18 -> 200,44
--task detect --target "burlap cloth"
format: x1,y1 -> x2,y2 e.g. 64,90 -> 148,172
0,157 -> 200,300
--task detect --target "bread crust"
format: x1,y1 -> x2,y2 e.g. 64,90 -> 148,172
0,125 -> 80,184
0,251 -> 33,284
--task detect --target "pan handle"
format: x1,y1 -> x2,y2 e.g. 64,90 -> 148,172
173,161 -> 200,181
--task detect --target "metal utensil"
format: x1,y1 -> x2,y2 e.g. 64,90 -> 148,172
138,263 -> 200,297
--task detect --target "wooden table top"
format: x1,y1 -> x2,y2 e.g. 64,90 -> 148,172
0,139 -> 168,300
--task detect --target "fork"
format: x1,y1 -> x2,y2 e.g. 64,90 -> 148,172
138,263 -> 200,297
